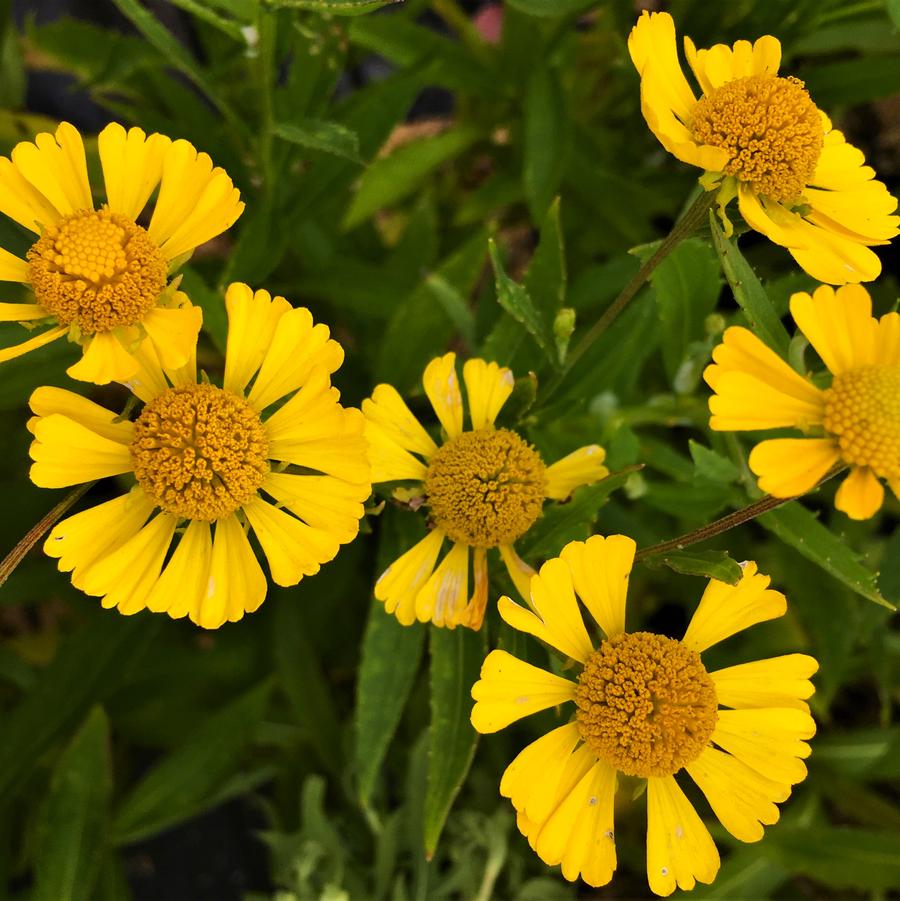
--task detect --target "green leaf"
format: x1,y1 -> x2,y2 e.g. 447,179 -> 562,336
355,602 -> 426,805
521,469 -> 636,559
489,239 -> 553,358
709,214 -> 791,356
33,708 -> 112,901
0,615 -> 155,803
506,0 -> 593,16
274,119 -> 363,164
523,67 -> 569,221
113,681 -> 272,845
424,626 -> 486,858
813,727 -> 900,779
691,847 -> 787,899
766,826 -> 900,890
651,549 -> 744,585
525,198 -> 567,336
688,440 -> 740,485
424,273 -> 477,350
263,0 -> 401,12
650,238 -> 721,384
343,127 -> 479,229
759,502 -> 892,609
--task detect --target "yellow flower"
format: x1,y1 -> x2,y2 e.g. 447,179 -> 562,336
363,352 -> 609,630
471,536 -> 817,895
0,122 -> 244,383
706,283 -> 900,520
628,11 -> 898,284
28,283 -> 370,629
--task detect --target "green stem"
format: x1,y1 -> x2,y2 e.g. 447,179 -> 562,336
0,482 -> 94,590
539,190 -> 717,406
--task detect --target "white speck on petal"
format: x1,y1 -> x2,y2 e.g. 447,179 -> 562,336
206,576 -> 216,598
514,696 -> 529,704
675,825 -> 684,839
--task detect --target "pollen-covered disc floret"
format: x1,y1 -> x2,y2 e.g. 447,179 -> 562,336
691,75 -> 824,203
823,365 -> 900,479
130,383 -> 269,522
28,208 -> 167,334
424,428 -> 546,547
575,631 -> 718,779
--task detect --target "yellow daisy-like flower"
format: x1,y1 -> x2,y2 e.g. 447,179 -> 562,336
471,536 -> 817,896
28,282 -> 370,629
628,11 -> 899,284
363,353 -> 609,630
706,283 -> 900,520
0,121 -> 244,383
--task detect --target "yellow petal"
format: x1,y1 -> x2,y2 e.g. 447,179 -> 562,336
497,557 -> 593,663
0,324 -> 68,364
686,746 -> 788,843
44,488 -> 155,581
500,722 -> 582,821
423,352 -> 463,439
498,543 -> 536,603
462,358 -> 515,430
67,331 -> 140,385
749,437 -> 841,497
415,540 -> 469,628
141,305 -> 202,371
873,311 -> 900,366
145,519 -> 212,619
835,466 -> 885,520
375,528 -> 444,626
200,514 -> 267,628
737,184 -> 811,251
30,413 -> 134,487
263,471 -> 367,545
712,654 -> 818,712
712,708 -> 815,785
0,156 -> 61,232
119,339 -> 172,403
29,386 -> 133,444
243,496 -> 340,586
812,130 -> 876,191
789,284 -> 877,375
805,183 -> 898,244
455,546 -> 489,630
11,122 -> 92,218
646,775 -> 720,896
0,248 -> 30,284
362,383 -> 437,459
544,446 -> 609,500
560,534 -> 635,639
470,649 -> 576,733
223,283 -> 291,394
98,122 -> 171,220
148,139 -> 244,260
533,758 -> 617,887
248,306 -> 344,411
682,561 -> 786,653
0,302 -> 47,320
364,419 -> 428,483
79,512 -> 177,614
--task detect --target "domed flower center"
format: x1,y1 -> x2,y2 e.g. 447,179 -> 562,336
424,428 -> 546,547
691,74 -> 824,203
28,208 -> 168,334
575,631 -> 718,778
130,383 -> 269,522
824,365 -> 900,479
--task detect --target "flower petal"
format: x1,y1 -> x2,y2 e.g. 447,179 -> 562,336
140,305 -> 202,371
470,649 -> 576,733
98,122 -> 171,220
748,437 -> 841,497
0,324 -> 68,364
455,546 -> 489,630
544,446 -> 609,500
148,139 -> 244,261
423,352 -> 463,439
67,331 -> 140,385
415,540 -> 469,627
835,466 -> 884,520
364,419 -> 429,483
29,386 -> 133,444
0,248 -> 30,284
362,383 -> 437,458
873,311 -> 900,366
145,519 -> 212,621
559,534 -> 634,639
462,358 -> 514,430
711,654 -> 818,711
29,413 -> 134,487
497,557 -> 593,663
682,561 -> 786,653
712,708 -> 816,785
646,775 -> 720,896
0,155 -> 61,232
498,543 -> 535,603
375,528 -> 444,626
686,746 -> 789,843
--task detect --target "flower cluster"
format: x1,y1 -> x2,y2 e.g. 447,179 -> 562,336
2,8 -> 898,896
